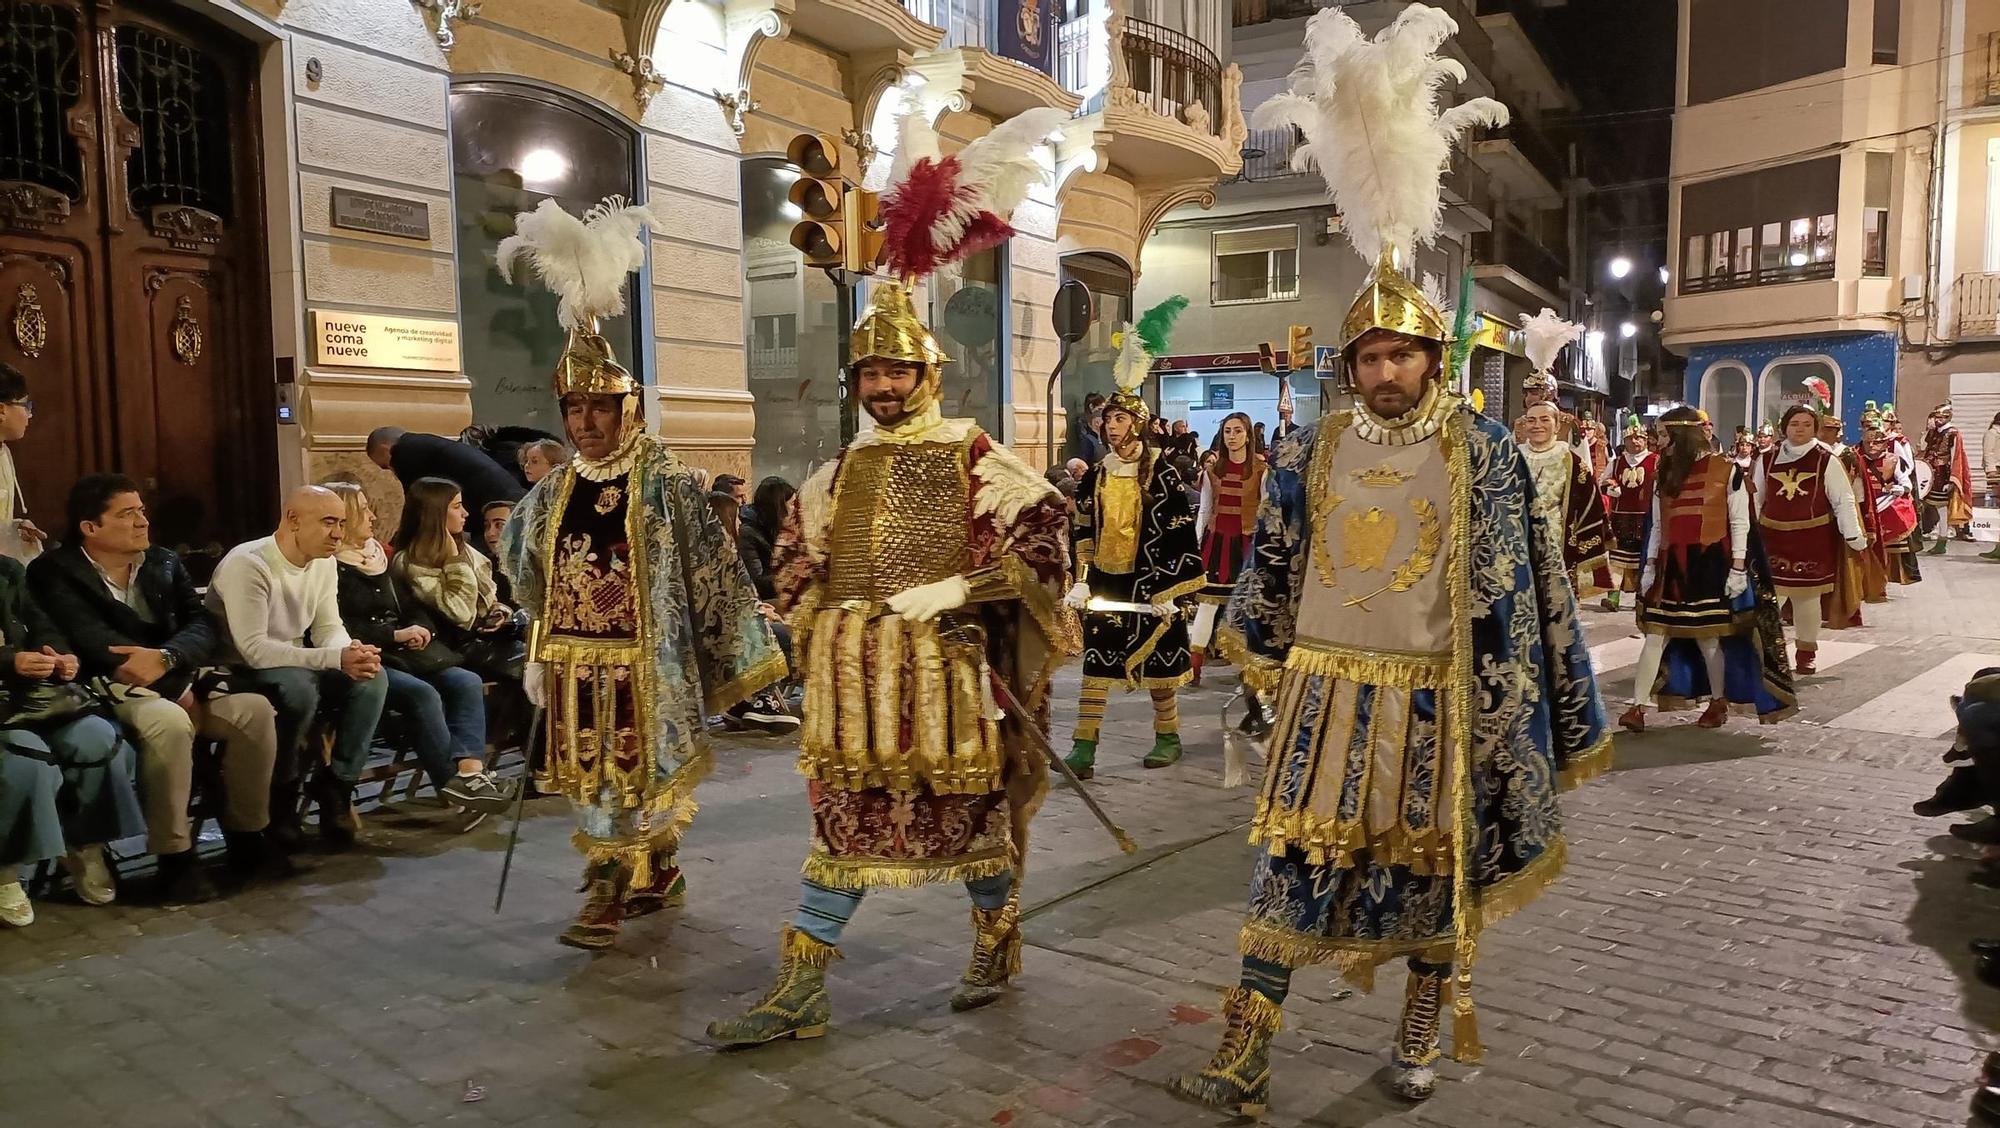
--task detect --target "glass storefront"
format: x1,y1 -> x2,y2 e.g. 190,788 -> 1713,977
450,83 -> 643,436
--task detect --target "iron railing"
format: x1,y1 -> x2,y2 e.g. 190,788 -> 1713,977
1236,126 -> 1306,182
1471,220 -> 1568,300
1957,272 -> 2000,338
1055,12 -> 1102,111
1120,15 -> 1222,132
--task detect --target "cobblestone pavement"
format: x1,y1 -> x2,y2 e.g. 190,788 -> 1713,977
8,549 -> 2000,1128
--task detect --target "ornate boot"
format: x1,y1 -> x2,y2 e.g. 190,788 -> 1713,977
622,853 -> 686,920
1696,698 -> 1729,728
949,896 -> 1022,1012
1143,732 -> 1183,768
558,863 -> 625,950
1618,704 -> 1645,732
1167,987 -> 1281,1118
1064,738 -> 1097,781
1385,967 -> 1446,1102
707,926 -> 837,1047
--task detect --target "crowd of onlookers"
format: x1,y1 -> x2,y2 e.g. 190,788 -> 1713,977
1058,391 -> 1302,508
0,360 -> 814,929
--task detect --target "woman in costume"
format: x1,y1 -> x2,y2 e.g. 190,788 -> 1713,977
1191,411 -> 1263,683
1620,405 -> 1794,732
1752,397 -> 1866,675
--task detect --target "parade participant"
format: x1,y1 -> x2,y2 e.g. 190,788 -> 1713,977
1602,416 -> 1658,612
1859,405 -> 1923,585
1819,413 -> 1846,455
1193,411 -> 1264,684
1521,401 -> 1611,598
1822,408 -> 1889,628
1173,7 -> 1609,1113
1883,402 -> 1918,495
705,103 -> 1076,1045
1755,422 -> 1777,456
1921,401 -> 1975,552
497,197 -> 785,951
1621,405 -> 1794,732
1064,296 -> 1204,777
1753,392 -> 1866,675
1729,428 -> 1756,471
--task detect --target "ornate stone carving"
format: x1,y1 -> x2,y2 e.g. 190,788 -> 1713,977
1220,62 -> 1249,156
840,126 -> 879,170
10,285 -> 46,359
1104,0 -> 1134,108
147,205 -> 223,251
411,0 -> 481,53
0,182 -> 72,233
604,0 -> 671,112
1182,100 -> 1209,132
170,295 -> 202,366
727,0 -> 794,105
610,50 -> 666,112
714,88 -> 760,136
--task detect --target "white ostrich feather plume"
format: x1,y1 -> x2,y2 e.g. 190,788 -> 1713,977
1519,308 -> 1582,376
1252,4 -> 1508,262
887,95 -> 1067,266
495,196 -> 659,329
1112,327 -> 1151,396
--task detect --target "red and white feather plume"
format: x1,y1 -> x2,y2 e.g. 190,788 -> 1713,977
1803,375 -> 1834,415
878,96 -> 1068,280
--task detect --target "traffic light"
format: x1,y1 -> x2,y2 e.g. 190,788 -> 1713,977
786,132 -> 845,270
1287,325 -> 1313,372
843,186 -> 884,276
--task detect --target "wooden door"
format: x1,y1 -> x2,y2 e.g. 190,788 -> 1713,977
1,0 -> 272,579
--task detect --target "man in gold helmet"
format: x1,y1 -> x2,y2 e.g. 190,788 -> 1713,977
498,216 -> 785,952
706,281 -> 1077,1046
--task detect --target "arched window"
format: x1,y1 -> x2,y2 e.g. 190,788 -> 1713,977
1060,250 -> 1135,458
1759,355 -> 1841,429
450,83 -> 643,435
1700,361 -> 1752,440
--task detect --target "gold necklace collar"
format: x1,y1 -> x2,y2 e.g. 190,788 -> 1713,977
1351,383 -> 1452,446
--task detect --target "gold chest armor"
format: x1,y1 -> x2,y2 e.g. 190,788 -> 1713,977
823,439 -> 973,603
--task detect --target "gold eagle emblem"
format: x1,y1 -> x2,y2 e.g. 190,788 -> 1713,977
1341,506 -> 1398,572
1771,468 -> 1818,501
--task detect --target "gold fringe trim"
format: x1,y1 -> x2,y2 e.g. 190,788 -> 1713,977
1214,625 -> 1283,692
1223,985 -> 1285,1033
1284,639 -> 1451,691
1237,922 -> 1454,986
1247,808 -> 1455,874
1472,837 -> 1568,929
568,783 -> 700,889
1558,733 -> 1614,792
535,638 -> 646,665
1080,672 -> 1195,692
707,650 -> 790,717
801,847 -> 1012,892
780,924 -> 843,968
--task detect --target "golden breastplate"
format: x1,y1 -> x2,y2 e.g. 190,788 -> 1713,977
823,440 -> 973,602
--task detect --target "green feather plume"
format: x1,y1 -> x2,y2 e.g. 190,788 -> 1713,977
1444,265 -> 1476,385
1135,295 -> 1190,358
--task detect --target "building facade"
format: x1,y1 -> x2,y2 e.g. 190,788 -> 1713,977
1128,0 -> 1592,445
0,0 -> 1242,574
1666,0 -> 2000,454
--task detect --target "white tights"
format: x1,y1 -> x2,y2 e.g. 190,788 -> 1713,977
1783,594 -> 1819,650
1629,633 -> 1724,709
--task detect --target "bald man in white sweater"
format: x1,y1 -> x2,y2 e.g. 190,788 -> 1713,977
207,487 -> 388,851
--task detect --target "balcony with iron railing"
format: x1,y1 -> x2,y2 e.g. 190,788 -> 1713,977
1470,218 -> 1569,307
1234,126 -> 1306,183
1957,272 -> 2000,338
1231,0 -> 1494,80
1052,0 -> 1245,184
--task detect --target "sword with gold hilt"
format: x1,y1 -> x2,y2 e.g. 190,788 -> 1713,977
931,611 -> 1138,855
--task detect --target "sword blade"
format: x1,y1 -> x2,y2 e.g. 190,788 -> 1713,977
493,704 -> 544,914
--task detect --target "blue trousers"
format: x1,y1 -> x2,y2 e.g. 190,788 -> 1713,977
234,666 -> 389,786
385,667 -> 488,788
0,746 -> 62,874
0,715 -> 145,852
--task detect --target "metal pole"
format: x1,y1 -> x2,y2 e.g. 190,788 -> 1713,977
1045,338 -> 1074,472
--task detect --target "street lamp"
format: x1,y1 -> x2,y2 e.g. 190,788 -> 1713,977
1608,256 -> 1633,279
1619,321 -> 1638,339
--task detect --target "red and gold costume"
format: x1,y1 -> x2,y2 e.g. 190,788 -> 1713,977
1921,404 -> 1975,546
1754,430 -> 1866,673
1605,437 -> 1658,595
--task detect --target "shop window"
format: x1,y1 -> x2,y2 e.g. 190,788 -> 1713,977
1701,361 -> 1752,440
1212,225 -> 1299,304
450,83 -> 642,435
742,156 -> 851,487
1760,357 -> 1840,428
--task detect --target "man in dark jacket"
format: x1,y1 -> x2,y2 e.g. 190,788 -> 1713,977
29,474 -> 292,902
366,426 -> 525,520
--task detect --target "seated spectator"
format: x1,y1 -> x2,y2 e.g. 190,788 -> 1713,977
481,501 -> 515,607
740,477 -> 794,603
0,363 -> 47,562
0,552 -> 143,905
0,745 -> 62,926
390,479 -> 523,678
30,475 -> 291,902
207,486 -> 389,851
518,439 -> 570,487
1065,456 -> 1089,481
323,482 -> 515,816
713,474 -> 748,507
366,426 -> 524,521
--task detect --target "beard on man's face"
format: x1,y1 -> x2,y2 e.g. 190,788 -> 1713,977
864,392 -> 910,425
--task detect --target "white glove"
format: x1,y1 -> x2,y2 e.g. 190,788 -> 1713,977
524,660 -> 548,709
886,576 -> 972,624
1725,569 -> 1748,598
1149,601 -> 1177,620
1063,581 -> 1090,610
1847,537 -> 1869,552
1639,567 -> 1656,596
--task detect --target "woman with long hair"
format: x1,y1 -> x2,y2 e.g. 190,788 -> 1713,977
1191,413 -> 1262,685
740,476 -> 795,602
323,481 -> 515,815
391,479 -> 518,670
1621,406 -> 1794,731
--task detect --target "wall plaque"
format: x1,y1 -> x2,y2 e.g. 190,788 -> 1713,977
329,188 -> 430,240
310,310 -> 461,372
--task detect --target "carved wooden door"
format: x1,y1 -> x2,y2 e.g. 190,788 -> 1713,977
1,0 -> 272,580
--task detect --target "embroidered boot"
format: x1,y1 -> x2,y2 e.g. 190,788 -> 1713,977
949,896 -> 1022,1012
1385,966 -> 1446,1102
1794,646 -> 1817,675
622,852 -> 686,919
558,862 -> 625,950
1167,987 -> 1280,1118
1143,732 -> 1183,768
1064,739 -> 1096,780
707,926 -> 837,1046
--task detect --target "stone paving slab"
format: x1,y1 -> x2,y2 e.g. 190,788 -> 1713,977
4,556 -> 2000,1126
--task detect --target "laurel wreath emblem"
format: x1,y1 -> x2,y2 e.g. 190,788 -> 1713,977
1342,496 -> 1441,610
